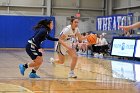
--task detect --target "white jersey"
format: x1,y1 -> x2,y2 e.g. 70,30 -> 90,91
56,25 -> 80,55
60,25 -> 80,45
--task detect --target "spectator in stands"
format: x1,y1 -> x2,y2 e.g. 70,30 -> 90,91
76,32 -> 88,54
98,34 -> 108,46
87,33 -> 98,55
92,34 -> 100,53
94,34 -> 109,58
99,34 -> 109,54
122,31 -> 132,37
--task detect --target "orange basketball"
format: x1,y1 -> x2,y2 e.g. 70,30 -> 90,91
87,34 -> 97,44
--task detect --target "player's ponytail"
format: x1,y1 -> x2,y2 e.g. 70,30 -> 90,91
34,19 -> 52,33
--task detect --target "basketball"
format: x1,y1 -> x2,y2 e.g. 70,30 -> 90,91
87,34 -> 97,44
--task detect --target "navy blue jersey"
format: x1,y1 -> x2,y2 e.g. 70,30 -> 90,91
28,27 -> 58,48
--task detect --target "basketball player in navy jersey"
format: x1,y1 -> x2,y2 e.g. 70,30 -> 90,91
19,19 -> 59,78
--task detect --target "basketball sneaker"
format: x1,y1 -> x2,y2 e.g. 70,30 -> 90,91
68,71 -> 77,78
99,53 -> 103,58
19,64 -> 25,76
29,72 -> 40,78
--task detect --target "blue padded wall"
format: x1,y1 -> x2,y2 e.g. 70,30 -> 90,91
0,15 -> 55,48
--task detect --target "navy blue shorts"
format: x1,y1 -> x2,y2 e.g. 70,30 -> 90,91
26,43 -> 42,60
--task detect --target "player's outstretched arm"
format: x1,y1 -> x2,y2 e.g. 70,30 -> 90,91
119,22 -> 140,31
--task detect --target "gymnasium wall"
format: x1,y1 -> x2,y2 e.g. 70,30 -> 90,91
113,0 -> 140,17
1,0 -> 140,46
0,15 -> 55,48
0,0 -> 104,17
113,0 -> 140,29
55,16 -> 96,36
52,0 -> 104,17
114,0 -> 140,9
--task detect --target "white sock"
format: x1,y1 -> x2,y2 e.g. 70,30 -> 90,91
69,70 -> 74,74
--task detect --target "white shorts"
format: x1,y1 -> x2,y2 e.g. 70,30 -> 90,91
55,42 -> 72,55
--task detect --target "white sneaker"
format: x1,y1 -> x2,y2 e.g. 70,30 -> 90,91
99,53 -> 103,58
68,72 -> 77,78
94,53 -> 99,58
49,57 -> 55,64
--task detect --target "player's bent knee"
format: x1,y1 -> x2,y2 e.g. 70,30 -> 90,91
34,61 -> 42,66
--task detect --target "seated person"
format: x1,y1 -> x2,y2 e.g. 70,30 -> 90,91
72,33 -> 88,53
77,33 -> 88,54
122,31 -> 132,37
94,34 -> 109,54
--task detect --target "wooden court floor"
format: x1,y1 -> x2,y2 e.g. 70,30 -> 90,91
0,50 -> 139,93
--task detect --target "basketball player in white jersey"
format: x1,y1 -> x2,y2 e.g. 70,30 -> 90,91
50,16 -> 88,78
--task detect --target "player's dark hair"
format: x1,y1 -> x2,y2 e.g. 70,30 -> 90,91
70,16 -> 78,23
34,19 -> 52,32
